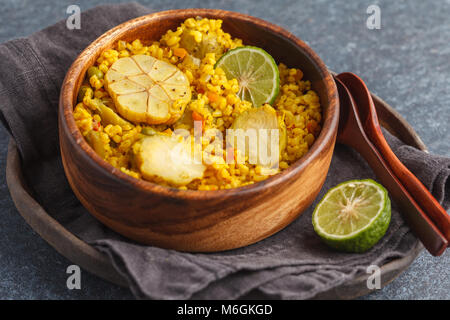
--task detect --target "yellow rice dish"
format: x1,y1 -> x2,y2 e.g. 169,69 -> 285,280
74,17 -> 322,190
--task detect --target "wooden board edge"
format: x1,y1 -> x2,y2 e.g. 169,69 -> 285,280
5,141 -> 128,287
5,89 -> 426,298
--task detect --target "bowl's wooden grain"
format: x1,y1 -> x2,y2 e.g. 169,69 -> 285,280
59,9 -> 339,252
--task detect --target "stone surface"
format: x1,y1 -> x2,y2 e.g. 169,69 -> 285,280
0,0 -> 448,299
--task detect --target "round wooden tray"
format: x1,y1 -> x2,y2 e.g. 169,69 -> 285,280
5,92 -> 425,299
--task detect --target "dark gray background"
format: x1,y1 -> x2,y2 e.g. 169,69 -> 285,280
0,0 -> 448,299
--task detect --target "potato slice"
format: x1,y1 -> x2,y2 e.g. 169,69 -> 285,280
229,105 -> 286,167
104,55 -> 191,125
133,135 -> 205,186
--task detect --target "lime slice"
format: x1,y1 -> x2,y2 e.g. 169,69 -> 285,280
215,46 -> 280,107
312,179 -> 391,253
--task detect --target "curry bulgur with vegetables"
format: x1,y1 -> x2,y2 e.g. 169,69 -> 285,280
74,17 -> 322,190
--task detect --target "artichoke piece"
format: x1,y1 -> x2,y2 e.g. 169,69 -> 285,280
86,130 -> 107,158
104,55 -> 191,125
173,108 -> 194,130
179,31 -> 225,59
183,54 -> 201,68
94,99 -> 132,128
140,127 -> 158,136
133,135 -> 205,186
230,105 -> 286,167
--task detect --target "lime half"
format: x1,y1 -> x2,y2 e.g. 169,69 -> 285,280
312,179 -> 391,253
215,46 -> 280,107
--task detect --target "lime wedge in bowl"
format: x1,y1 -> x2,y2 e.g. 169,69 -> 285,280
215,46 -> 280,107
312,179 -> 391,253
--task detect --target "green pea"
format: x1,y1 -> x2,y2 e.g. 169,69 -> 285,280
77,85 -> 90,102
87,66 -> 104,80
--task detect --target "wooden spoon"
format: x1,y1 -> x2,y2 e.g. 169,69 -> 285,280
338,72 -> 450,242
335,77 -> 447,256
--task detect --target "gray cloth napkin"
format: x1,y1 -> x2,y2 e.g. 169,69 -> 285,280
0,3 -> 449,300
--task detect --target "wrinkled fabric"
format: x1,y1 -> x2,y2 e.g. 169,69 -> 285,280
0,3 -> 448,300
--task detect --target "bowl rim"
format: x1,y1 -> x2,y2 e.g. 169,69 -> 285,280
59,8 -> 339,200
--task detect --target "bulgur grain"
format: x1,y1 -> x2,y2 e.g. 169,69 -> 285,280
74,17 -> 322,190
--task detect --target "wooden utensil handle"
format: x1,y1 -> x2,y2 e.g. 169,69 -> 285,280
337,72 -> 450,244
335,77 -> 447,256
367,125 -> 450,242
348,127 -> 448,256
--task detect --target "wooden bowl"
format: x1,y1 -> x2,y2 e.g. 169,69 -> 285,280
59,9 -> 339,252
